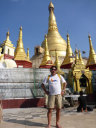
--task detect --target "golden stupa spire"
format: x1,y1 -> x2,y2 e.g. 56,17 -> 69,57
14,26 -> 29,61
48,1 -> 57,32
2,30 -> 14,47
78,50 -> 84,65
27,48 -> 30,60
61,34 -> 73,66
40,34 -> 53,66
54,51 -> 64,74
87,35 -> 96,66
75,48 -> 79,60
41,2 -> 67,56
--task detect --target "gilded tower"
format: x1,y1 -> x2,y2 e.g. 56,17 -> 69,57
40,35 -> 53,68
14,27 -> 32,68
41,2 -> 67,56
61,34 -> 73,69
86,35 -> 96,70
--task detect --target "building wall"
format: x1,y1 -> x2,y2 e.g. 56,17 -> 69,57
3,45 -> 14,56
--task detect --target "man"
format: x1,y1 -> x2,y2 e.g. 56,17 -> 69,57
77,91 -> 87,112
41,66 -> 67,128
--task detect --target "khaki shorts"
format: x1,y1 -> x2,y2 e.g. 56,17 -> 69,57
48,94 -> 62,109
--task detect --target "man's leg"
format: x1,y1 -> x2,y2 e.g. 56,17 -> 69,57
56,108 -> 62,128
56,95 -> 62,128
46,108 -> 52,128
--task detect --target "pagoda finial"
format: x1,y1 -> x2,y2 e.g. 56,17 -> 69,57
75,48 -> 79,60
48,2 -> 58,32
14,27 -> 29,61
40,34 -> 53,68
87,35 -> 96,66
6,30 -> 10,41
61,34 -> 73,66
49,1 -> 54,12
27,48 -> 30,60
79,50 -> 84,65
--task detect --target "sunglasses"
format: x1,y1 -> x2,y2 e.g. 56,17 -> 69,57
51,68 -> 56,71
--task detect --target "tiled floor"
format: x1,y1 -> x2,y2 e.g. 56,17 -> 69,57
0,107 -> 96,128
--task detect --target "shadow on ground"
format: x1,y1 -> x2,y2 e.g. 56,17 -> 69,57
6,119 -> 47,127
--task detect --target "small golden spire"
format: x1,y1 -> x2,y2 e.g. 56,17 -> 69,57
87,35 -> 96,66
78,50 -> 84,65
61,34 -> 73,66
54,51 -> 64,74
75,48 -> 79,60
27,48 -> 30,60
6,31 -> 10,41
14,27 -> 29,61
40,34 -> 53,66
1,30 -> 14,48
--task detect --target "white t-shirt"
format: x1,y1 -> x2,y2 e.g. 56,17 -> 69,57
42,74 -> 66,95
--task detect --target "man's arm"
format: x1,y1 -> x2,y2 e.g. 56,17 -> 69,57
41,83 -> 49,95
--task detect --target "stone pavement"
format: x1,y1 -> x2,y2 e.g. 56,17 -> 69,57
0,107 -> 96,128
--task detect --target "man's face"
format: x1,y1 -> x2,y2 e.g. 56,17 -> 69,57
50,67 -> 57,75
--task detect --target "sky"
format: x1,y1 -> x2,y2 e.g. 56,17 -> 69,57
0,0 -> 96,58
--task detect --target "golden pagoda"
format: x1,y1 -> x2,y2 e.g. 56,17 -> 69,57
54,51 -> 64,75
39,35 -> 53,68
41,2 -> 67,56
86,35 -> 96,69
14,27 -> 32,68
61,34 -> 73,68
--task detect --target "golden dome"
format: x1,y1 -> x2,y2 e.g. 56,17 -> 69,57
41,2 -> 67,56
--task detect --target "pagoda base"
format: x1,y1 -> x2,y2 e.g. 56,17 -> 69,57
39,65 -> 53,69
15,60 -> 32,68
2,98 -> 45,109
61,63 -> 73,69
4,54 -> 14,59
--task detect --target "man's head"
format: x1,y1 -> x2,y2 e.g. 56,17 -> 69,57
50,66 -> 57,75
79,91 -> 83,96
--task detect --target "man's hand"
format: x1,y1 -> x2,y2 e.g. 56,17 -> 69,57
61,90 -> 65,96
41,83 -> 49,95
